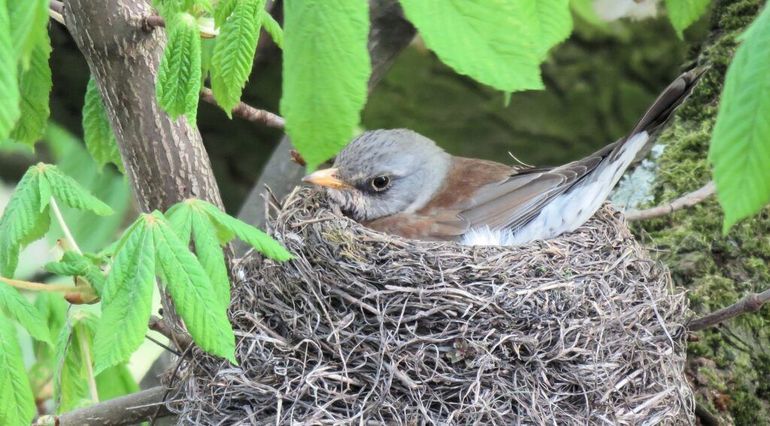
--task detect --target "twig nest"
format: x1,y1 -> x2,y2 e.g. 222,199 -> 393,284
176,188 -> 693,425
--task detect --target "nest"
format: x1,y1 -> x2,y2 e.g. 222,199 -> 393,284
172,188 -> 694,425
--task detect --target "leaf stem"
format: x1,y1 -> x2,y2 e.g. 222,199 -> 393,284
0,276 -> 82,293
50,197 -> 83,255
77,324 -> 100,404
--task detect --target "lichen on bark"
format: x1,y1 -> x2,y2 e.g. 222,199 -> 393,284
634,0 -> 770,423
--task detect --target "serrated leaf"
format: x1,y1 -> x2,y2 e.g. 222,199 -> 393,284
213,0 -> 237,28
0,0 -> 21,140
165,200 -> 195,242
8,0 -> 48,68
95,363 -> 139,401
42,165 -> 114,216
709,5 -> 770,232
10,33 -> 51,147
150,211 -> 236,363
0,283 -> 52,344
210,0 -> 264,113
94,224 -> 155,374
201,37 -> 216,83
198,200 -> 292,261
33,292 -> 67,364
83,77 -> 124,173
45,124 -> 132,253
191,210 -> 230,309
281,0 -> 371,170
0,166 -> 51,276
45,251 -> 107,294
665,0 -> 710,39
156,12 -> 202,121
261,11 -> 283,49
399,0 -> 543,94
532,0 -> 573,59
0,316 -> 36,426
54,313 -> 98,413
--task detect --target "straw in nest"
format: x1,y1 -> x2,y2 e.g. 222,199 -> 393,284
171,188 -> 693,425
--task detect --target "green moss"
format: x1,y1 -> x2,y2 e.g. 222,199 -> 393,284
630,0 -> 770,423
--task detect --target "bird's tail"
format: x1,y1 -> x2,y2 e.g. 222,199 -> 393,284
609,66 -> 706,162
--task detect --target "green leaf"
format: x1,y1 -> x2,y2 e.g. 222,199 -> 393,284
33,292 -> 67,362
0,316 -> 36,426
42,165 -> 115,216
156,12 -> 202,121
399,0 -> 543,93
95,363 -> 139,401
165,200 -> 195,242
191,210 -> 230,309
210,0 -> 264,113
0,283 -> 52,344
261,10 -> 283,49
213,0 -> 237,27
10,33 -> 52,147
54,313 -> 98,413
83,77 -> 124,173
262,10 -> 283,49
569,0 -> 608,28
7,0 -> 48,68
532,0 -> 573,59
664,0 -> 710,39
281,0 -> 371,170
197,200 -> 291,261
45,251 -> 107,294
0,166 -> 51,277
94,223 -> 155,374
709,5 -> 770,232
0,0 -> 21,140
150,211 -> 236,363
45,124 -> 132,253
201,37 -> 216,83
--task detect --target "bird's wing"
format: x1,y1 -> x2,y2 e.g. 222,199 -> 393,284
457,145 -> 611,232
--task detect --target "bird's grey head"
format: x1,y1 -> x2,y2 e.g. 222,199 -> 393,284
303,129 -> 451,222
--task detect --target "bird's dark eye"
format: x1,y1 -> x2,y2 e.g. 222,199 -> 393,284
370,175 -> 391,192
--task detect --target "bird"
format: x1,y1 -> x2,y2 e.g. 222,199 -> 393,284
302,69 -> 702,246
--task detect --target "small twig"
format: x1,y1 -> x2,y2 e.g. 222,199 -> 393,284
50,197 -> 83,255
78,326 -> 100,404
49,0 -> 65,25
625,181 -> 715,221
689,288 -> 770,331
0,276 -> 83,293
142,14 -> 166,31
149,315 -> 192,350
200,87 -> 286,129
145,334 -> 181,356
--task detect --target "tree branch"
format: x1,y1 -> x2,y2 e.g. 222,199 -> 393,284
36,386 -> 173,426
200,87 -> 285,129
688,288 -> 770,332
625,181 -> 715,221
149,315 -> 192,350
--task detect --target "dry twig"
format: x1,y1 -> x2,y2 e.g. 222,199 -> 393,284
625,181 -> 715,221
689,288 -> 770,331
200,88 -> 286,129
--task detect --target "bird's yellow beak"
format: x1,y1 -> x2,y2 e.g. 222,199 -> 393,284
302,168 -> 351,189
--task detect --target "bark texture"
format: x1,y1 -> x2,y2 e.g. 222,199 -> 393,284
63,0 -> 224,212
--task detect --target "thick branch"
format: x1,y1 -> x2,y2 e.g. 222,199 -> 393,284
64,0 -> 224,213
37,386 -> 172,426
625,181 -> 715,221
688,288 -> 770,331
236,0 -> 416,236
